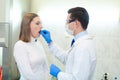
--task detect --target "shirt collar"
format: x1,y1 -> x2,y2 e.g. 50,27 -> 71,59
31,36 -> 37,42
74,31 -> 88,41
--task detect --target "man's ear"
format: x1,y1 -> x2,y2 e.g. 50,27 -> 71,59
75,20 -> 81,28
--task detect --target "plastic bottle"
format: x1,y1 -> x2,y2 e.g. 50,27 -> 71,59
114,77 -> 117,80
104,73 -> 108,80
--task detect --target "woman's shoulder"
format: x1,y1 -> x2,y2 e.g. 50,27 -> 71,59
14,40 -> 26,48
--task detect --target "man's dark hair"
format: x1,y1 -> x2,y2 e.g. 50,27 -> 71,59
68,7 -> 89,30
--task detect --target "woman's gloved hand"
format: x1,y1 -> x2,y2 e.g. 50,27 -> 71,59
50,64 -> 61,78
40,30 -> 52,44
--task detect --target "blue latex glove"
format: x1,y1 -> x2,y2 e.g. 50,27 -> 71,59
50,64 -> 61,78
40,30 -> 52,44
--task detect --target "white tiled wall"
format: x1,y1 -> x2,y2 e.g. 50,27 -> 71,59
89,23 -> 120,80
93,37 -> 120,80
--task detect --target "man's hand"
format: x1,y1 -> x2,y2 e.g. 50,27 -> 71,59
40,30 -> 52,44
50,64 -> 61,78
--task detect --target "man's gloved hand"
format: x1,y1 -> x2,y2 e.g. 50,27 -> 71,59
50,64 -> 61,78
40,30 -> 52,44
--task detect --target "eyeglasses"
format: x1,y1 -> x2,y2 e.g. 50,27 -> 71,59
66,19 -> 75,24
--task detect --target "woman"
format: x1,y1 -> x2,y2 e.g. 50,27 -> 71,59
13,13 -> 49,80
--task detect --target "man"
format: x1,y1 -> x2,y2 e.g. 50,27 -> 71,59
40,7 -> 96,80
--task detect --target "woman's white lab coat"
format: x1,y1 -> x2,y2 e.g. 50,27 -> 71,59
49,34 -> 96,80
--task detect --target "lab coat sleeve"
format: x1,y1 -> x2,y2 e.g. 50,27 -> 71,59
57,47 -> 92,80
13,42 -> 40,80
48,42 -> 68,64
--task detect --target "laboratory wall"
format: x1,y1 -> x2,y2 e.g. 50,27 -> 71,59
10,0 -> 30,79
0,48 -> 2,66
0,0 -> 5,21
30,0 -> 120,80
0,0 -> 10,22
0,0 -> 11,79
0,0 -> 30,79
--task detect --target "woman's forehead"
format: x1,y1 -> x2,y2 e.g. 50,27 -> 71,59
32,17 -> 40,22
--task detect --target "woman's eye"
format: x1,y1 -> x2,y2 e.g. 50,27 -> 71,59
36,22 -> 40,25
36,22 -> 41,25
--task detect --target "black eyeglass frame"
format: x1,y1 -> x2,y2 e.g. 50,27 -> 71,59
66,19 -> 75,24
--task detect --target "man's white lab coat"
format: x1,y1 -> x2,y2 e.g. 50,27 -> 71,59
49,34 -> 96,80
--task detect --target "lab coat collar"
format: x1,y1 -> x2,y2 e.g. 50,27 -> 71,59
72,31 -> 88,47
73,33 -> 93,47
74,31 -> 88,41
